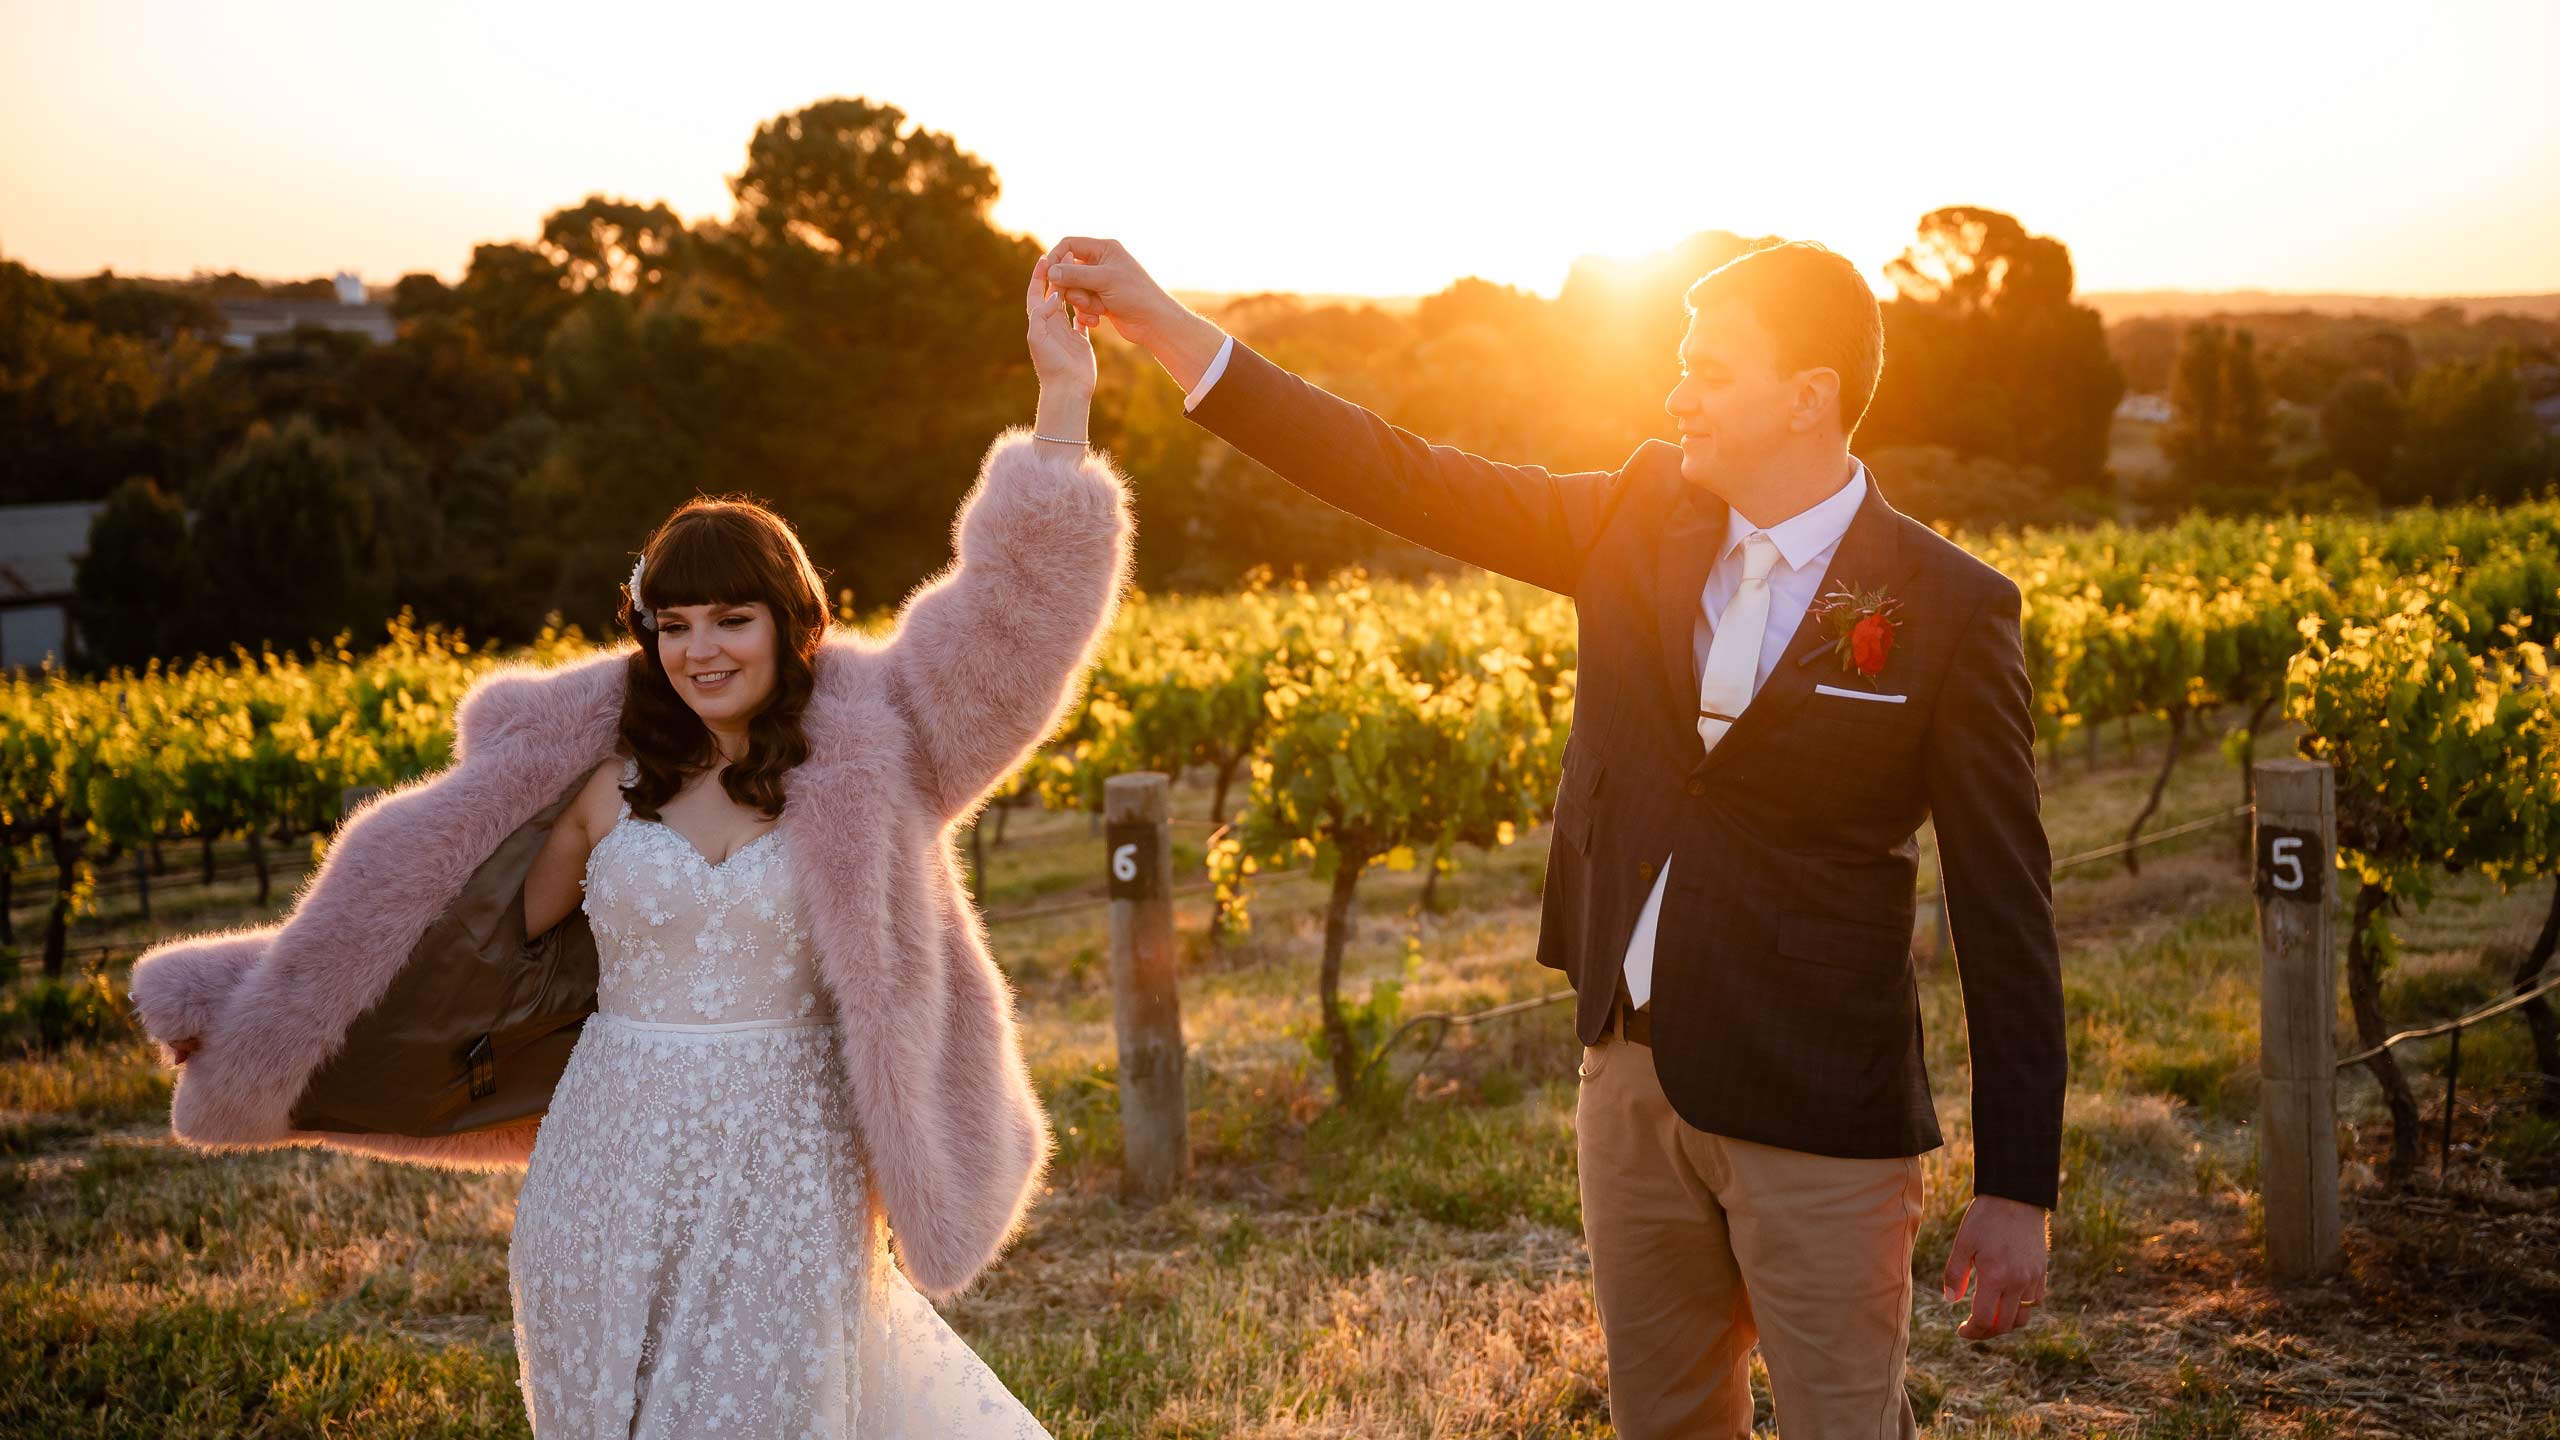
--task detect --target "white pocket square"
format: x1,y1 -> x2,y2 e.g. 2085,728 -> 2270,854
1814,684 -> 1907,704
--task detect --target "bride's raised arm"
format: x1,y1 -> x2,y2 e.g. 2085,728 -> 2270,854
879,256 -> 1135,823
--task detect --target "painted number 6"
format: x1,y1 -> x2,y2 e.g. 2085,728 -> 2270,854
1112,843 -> 1139,884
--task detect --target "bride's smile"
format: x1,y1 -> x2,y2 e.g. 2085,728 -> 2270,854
655,603 -> 777,721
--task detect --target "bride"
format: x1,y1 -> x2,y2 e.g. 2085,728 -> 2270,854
502,263 -> 1106,1435
135,258 -> 1125,1437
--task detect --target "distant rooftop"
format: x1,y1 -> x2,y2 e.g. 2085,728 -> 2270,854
216,299 -> 396,349
0,500 -> 108,601
215,271 -> 394,349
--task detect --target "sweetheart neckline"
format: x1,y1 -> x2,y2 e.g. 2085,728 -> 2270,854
619,814 -> 783,874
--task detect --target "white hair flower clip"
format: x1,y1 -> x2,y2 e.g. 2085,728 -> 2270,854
627,554 -> 652,631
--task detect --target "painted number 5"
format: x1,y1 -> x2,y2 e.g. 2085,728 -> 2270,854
2269,836 -> 2305,892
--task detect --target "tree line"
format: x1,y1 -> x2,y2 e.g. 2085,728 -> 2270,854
2131,306 -> 2555,515
4,96 -> 2553,673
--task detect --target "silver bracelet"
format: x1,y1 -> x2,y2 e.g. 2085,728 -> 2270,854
1032,431 -> 1089,446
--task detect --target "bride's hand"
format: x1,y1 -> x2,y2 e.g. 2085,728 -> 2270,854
1027,255 -> 1096,403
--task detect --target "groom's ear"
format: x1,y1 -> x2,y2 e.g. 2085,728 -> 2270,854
1788,366 -> 1843,434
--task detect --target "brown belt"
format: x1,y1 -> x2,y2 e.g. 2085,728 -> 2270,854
1609,995 -> 1653,1047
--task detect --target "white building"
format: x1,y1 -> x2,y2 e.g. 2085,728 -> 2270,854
0,500 -> 106,670
2116,393 -> 2174,425
216,271 -> 395,350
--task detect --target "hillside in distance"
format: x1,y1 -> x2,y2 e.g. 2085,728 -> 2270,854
1177,285 -> 2560,327
2081,289 -> 2560,324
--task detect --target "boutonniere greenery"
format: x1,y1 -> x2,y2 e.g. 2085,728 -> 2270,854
1811,584 -> 1904,681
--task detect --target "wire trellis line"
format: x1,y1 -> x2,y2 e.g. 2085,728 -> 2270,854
2335,969 -> 2560,1070
1338,800 -> 2267,1092
978,863 -> 1325,928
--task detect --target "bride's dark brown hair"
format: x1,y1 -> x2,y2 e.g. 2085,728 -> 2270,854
615,495 -> 832,822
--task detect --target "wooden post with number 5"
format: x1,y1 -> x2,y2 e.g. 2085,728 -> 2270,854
1104,772 -> 1188,1200
2252,758 -> 2342,1281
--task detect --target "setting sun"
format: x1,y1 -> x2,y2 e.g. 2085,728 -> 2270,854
6,0 -> 2556,298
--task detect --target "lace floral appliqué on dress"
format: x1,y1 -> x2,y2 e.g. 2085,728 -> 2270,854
508,757 -> 1050,1439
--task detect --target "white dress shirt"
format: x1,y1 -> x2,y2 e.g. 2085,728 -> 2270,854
1183,333 -> 1238,412
1621,462 -> 1868,1008
1183,328 -> 1870,1008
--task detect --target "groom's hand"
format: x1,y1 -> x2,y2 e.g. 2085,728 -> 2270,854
1941,1194 -> 2049,1340
1042,237 -> 1227,392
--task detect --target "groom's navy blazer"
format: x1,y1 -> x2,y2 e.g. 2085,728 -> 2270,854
1188,340 -> 2066,1209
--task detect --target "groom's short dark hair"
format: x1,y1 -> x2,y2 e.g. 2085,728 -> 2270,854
1684,241 -> 1884,439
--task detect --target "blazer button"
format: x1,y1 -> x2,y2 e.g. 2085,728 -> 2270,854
1636,860 -> 1655,882
1685,778 -> 1707,798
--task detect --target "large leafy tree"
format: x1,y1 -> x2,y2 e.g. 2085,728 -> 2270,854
350,312 -> 526,471
2157,322 -> 2274,512
1863,207 -> 2124,491
540,196 -> 689,299
0,261 -> 184,503
452,242 -> 576,365
2318,370 -> 2405,492
186,417 -> 424,655
72,476 -> 196,666
535,98 -> 1043,618
2401,350 -> 2546,505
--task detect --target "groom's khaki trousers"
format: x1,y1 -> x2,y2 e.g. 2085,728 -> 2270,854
1577,1016 -> 1924,1439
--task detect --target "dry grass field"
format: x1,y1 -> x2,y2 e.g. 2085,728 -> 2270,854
6,716 -> 2557,1437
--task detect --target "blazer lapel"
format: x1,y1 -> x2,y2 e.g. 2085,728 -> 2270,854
1695,468 -> 1914,778
1655,481 -> 1727,712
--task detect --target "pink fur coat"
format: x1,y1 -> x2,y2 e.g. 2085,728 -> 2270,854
128,429 -> 1133,1300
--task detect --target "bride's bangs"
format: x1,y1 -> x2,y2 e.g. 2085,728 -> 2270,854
642,509 -> 811,627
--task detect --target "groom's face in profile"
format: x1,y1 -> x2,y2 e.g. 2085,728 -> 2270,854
1664,300 -> 1811,495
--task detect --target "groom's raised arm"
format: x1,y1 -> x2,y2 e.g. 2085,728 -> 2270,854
1046,238 -> 1631,596
1184,335 -> 1626,594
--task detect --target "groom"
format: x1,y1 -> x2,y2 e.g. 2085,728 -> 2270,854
1046,237 -> 2063,1437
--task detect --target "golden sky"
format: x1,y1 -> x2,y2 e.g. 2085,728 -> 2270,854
4,0 -> 2556,299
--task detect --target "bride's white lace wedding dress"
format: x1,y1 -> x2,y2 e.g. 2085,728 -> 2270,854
508,757 -> 1051,1438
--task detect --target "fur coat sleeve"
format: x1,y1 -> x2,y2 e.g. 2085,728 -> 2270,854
882,428 -> 1135,820
798,430 -> 1133,1296
126,429 -> 1137,1253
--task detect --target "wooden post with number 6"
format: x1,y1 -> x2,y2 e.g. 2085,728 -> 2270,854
1104,772 -> 1188,1200
2252,758 -> 2342,1281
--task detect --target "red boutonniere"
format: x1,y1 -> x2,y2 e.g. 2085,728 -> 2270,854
1812,585 -> 1904,680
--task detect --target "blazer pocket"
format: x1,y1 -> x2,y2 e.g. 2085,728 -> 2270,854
1776,910 -> 1911,977
1554,750 -> 1601,854
1809,684 -> 1911,726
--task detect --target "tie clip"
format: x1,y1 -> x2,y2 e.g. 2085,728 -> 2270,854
1697,709 -> 1741,723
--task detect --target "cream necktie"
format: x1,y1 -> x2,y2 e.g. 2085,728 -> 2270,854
1696,532 -> 1779,756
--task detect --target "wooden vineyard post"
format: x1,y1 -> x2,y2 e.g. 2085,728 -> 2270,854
2253,758 -> 2342,1282
1105,772 -> 1188,1201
